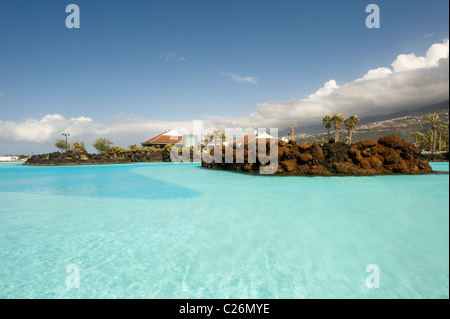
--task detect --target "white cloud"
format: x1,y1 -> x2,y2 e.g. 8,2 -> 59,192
208,39 -> 449,130
222,72 -> 259,84
161,51 -> 186,62
391,53 -> 426,72
392,39 -> 449,72
308,80 -> 340,100
358,67 -> 393,81
426,39 -> 449,66
0,114 -> 64,143
416,33 -> 435,41
70,116 -> 93,122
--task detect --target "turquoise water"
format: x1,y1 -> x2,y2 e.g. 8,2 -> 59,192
0,162 -> 448,299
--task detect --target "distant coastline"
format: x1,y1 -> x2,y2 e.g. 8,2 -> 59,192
0,156 -> 28,162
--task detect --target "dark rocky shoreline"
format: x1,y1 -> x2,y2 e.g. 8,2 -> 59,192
417,152 -> 449,162
202,135 -> 435,176
24,148 -> 172,166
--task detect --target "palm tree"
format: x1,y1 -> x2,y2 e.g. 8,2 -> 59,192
214,129 -> 226,142
290,123 -> 298,141
332,114 -> 345,142
344,115 -> 360,144
409,131 -> 424,148
322,115 -> 333,141
425,113 -> 439,154
437,124 -> 448,152
421,131 -> 434,152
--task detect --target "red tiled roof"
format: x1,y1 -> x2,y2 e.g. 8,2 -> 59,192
141,131 -> 183,146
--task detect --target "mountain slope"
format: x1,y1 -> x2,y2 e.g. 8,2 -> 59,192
281,100 -> 449,144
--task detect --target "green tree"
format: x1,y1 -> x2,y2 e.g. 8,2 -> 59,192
55,139 -> 70,153
425,113 -> 439,154
344,115 -> 360,144
442,130 -> 449,152
409,132 -> 424,148
214,129 -> 226,141
332,114 -> 345,142
92,138 -> 113,154
420,131 -> 433,152
437,124 -> 448,152
322,115 -> 333,141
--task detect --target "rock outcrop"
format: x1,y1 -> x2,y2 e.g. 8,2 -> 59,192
24,149 -> 172,166
23,146 -> 202,166
201,135 -> 434,175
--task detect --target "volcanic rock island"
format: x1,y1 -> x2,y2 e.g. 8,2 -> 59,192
202,135 -> 434,175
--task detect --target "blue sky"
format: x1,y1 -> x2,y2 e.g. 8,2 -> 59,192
0,0 -> 449,153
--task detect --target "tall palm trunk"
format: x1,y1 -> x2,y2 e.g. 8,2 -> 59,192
349,130 -> 353,144
432,126 -> 437,154
335,129 -> 339,142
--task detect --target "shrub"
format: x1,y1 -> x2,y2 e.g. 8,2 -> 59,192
93,138 -> 113,154
110,146 -> 127,154
163,143 -> 174,152
72,141 -> 87,154
128,144 -> 140,150
142,146 -> 158,152
55,139 -> 70,153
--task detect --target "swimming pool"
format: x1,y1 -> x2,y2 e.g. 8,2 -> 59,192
0,162 -> 448,298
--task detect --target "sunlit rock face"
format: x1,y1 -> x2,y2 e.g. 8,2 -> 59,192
202,135 -> 433,175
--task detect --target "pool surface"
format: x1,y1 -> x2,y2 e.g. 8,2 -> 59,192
0,162 -> 448,298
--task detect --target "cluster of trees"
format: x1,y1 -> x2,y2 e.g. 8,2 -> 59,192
410,113 -> 448,154
55,138 -> 177,155
288,115 -> 359,145
322,114 -> 360,144
55,138 -> 114,154
109,143 -> 173,154
55,140 -> 86,153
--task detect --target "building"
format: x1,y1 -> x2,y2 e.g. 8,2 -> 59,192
233,132 -> 275,147
141,130 -> 183,148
